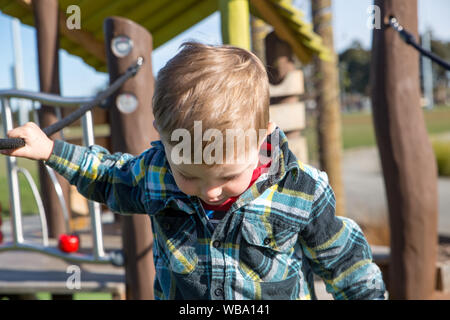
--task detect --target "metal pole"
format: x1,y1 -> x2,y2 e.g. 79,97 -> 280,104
16,167 -> 48,246
82,110 -> 105,259
1,98 -> 24,244
11,18 -> 28,125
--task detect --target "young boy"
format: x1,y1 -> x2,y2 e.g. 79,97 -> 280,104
3,42 -> 386,300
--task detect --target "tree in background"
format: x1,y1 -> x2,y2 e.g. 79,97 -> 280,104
338,38 -> 450,109
339,40 -> 371,96
311,0 -> 345,217
429,38 -> 450,105
338,41 -> 371,113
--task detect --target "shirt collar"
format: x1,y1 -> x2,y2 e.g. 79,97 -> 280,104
228,125 -> 300,212
150,139 -> 165,150
263,125 -> 300,184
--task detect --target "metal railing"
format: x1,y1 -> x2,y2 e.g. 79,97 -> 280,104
0,93 -> 122,265
0,58 -> 143,266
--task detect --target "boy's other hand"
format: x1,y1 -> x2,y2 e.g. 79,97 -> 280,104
1,122 -> 54,161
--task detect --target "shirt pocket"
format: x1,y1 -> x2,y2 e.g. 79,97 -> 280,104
238,216 -> 302,282
153,209 -> 198,275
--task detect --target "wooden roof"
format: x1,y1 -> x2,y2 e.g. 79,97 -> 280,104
0,0 -> 331,72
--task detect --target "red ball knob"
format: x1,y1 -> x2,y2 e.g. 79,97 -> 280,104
58,234 -> 80,253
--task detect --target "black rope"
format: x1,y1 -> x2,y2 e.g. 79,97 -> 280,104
0,57 -> 144,150
388,16 -> 450,71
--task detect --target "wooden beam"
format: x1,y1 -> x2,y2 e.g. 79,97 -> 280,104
139,0 -> 200,32
265,30 -> 308,164
219,0 -> 251,50
250,0 -> 311,63
14,0 -> 105,63
250,15 -> 270,63
269,102 -> 305,132
152,0 -> 217,48
269,70 -> 304,97
122,0 -> 173,24
80,0 -> 141,30
286,134 -> 308,164
57,11 -> 106,63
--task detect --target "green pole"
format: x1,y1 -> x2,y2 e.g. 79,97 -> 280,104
219,0 -> 251,50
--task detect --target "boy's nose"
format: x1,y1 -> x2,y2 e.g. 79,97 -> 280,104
202,186 -> 223,200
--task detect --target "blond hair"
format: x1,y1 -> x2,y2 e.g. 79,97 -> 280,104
152,42 -> 270,163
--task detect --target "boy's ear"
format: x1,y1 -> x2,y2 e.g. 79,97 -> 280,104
258,122 -> 276,150
267,122 -> 276,135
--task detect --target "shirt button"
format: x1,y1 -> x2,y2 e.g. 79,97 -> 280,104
214,288 -> 224,297
264,237 -> 272,245
213,240 -> 221,248
163,223 -> 170,231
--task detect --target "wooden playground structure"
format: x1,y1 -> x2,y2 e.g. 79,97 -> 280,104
0,0 -> 449,300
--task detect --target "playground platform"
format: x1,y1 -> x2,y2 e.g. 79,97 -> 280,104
0,215 -> 393,300
0,214 -> 125,299
10,213 -> 450,300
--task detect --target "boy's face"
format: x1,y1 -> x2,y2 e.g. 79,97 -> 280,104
166,148 -> 260,205
157,122 -> 275,205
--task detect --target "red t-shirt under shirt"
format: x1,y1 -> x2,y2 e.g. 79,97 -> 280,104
200,142 -> 272,213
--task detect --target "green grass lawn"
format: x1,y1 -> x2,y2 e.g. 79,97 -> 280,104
305,104 -> 450,161
0,157 -> 40,216
1,292 -> 113,300
35,292 -> 112,300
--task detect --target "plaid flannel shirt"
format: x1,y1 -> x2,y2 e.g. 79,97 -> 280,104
45,126 -> 386,300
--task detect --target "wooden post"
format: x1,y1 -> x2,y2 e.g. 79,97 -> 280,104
311,0 -> 345,217
265,31 -> 308,163
104,17 -> 158,300
265,31 -> 296,88
250,15 -> 271,64
219,0 -> 251,50
371,0 -> 438,299
33,0 -> 71,238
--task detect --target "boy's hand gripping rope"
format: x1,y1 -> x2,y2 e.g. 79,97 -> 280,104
0,57 -> 144,150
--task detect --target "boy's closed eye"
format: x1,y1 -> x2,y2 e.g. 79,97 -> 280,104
179,173 -> 198,180
179,171 -> 240,181
180,173 -> 240,181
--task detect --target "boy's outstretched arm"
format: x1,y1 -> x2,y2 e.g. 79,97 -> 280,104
300,170 -> 387,300
2,122 -> 154,214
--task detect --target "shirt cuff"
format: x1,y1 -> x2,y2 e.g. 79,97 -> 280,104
45,139 -> 70,164
44,139 -> 82,181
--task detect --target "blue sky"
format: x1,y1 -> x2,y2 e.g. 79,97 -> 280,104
0,0 -> 449,98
